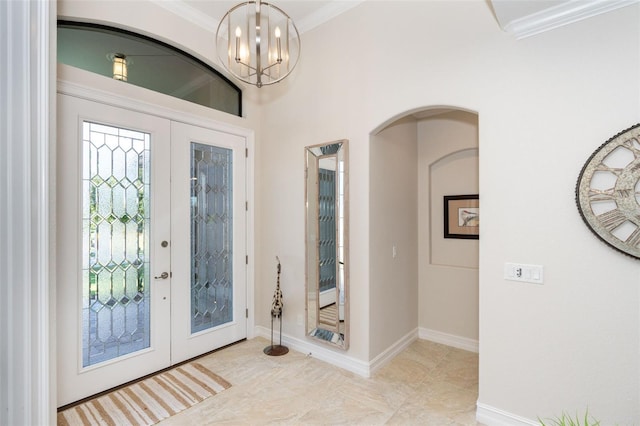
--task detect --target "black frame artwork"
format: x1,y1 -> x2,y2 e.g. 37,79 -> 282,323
444,194 -> 479,239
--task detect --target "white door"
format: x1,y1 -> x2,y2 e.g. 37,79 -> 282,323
57,94 -> 247,407
170,122 -> 247,363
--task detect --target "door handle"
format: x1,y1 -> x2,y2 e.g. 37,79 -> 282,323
154,272 -> 169,279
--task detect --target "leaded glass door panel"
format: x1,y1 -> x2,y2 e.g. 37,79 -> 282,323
57,94 -> 172,407
82,120 -> 152,367
170,122 -> 247,364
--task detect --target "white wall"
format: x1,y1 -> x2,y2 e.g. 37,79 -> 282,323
418,111 -> 479,345
370,117 -> 419,358
53,0 -> 640,423
258,1 -> 640,423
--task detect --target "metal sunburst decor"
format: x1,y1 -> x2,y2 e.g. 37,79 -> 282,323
264,256 -> 288,356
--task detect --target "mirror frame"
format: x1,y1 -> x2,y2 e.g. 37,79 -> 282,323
305,140 -> 349,350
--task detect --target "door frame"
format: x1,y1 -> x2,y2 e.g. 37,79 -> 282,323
56,77 -> 256,393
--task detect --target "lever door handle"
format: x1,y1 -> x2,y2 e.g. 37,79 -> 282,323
154,272 -> 169,279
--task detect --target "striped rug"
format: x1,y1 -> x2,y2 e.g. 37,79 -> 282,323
319,303 -> 338,326
57,362 -> 231,426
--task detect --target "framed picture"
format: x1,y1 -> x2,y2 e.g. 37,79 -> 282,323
444,194 -> 479,239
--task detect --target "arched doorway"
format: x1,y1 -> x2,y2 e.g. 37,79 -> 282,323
369,107 -> 479,354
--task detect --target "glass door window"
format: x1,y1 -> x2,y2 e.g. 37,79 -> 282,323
82,122 -> 151,367
190,143 -> 234,333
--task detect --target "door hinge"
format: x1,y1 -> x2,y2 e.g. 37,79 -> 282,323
245,148 -> 248,158
246,201 -> 248,211
246,308 -> 248,318
246,255 -> 248,265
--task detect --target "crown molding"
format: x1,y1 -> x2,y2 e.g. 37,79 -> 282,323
149,0 -> 366,35
503,0 -> 639,40
295,1 -> 366,34
149,0 -> 220,32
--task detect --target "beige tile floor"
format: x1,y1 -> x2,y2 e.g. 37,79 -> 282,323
159,336 -> 483,425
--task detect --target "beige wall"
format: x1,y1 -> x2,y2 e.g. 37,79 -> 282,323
418,111 -> 479,343
370,117 -> 419,357
260,1 -> 640,423
56,0 -> 640,423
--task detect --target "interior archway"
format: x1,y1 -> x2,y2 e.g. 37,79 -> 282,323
369,107 -> 479,357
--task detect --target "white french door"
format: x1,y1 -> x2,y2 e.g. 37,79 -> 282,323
170,122 -> 247,363
57,94 -> 247,407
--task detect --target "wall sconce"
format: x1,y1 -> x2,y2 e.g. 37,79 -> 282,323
110,53 -> 128,81
216,0 -> 301,88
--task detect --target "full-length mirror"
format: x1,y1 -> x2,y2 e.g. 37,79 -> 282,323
305,140 -> 349,349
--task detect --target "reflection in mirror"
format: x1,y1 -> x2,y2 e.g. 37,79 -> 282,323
305,140 -> 348,349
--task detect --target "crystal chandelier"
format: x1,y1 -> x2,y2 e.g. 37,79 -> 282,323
216,0 -> 301,88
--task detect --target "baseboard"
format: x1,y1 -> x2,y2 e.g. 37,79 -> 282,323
254,326 -> 370,377
419,327 -> 479,353
368,328 -> 419,375
253,326 -> 473,379
254,326 -> 534,426
476,402 -> 538,426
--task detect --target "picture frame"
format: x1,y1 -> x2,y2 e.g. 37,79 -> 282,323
444,194 -> 479,239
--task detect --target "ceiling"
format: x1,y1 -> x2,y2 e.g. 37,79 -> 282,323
156,0 -> 366,35
155,0 -> 637,39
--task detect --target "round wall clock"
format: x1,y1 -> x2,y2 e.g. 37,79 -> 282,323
576,123 -> 640,259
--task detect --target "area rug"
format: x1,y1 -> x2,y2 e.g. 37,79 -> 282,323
57,362 -> 231,426
319,303 -> 338,325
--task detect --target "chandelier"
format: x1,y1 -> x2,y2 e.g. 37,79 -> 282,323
216,0 -> 301,88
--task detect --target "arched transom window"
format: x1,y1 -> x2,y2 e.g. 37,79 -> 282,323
58,21 -> 242,117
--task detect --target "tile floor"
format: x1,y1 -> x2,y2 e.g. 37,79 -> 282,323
158,337 -> 483,425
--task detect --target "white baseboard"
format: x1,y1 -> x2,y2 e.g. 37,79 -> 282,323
255,326 -> 534,426
419,327 -> 479,353
254,326 -> 370,377
476,402 -> 538,426
253,326 -> 474,379
368,328 -> 419,375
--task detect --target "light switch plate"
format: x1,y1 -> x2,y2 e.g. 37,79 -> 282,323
504,262 -> 543,284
